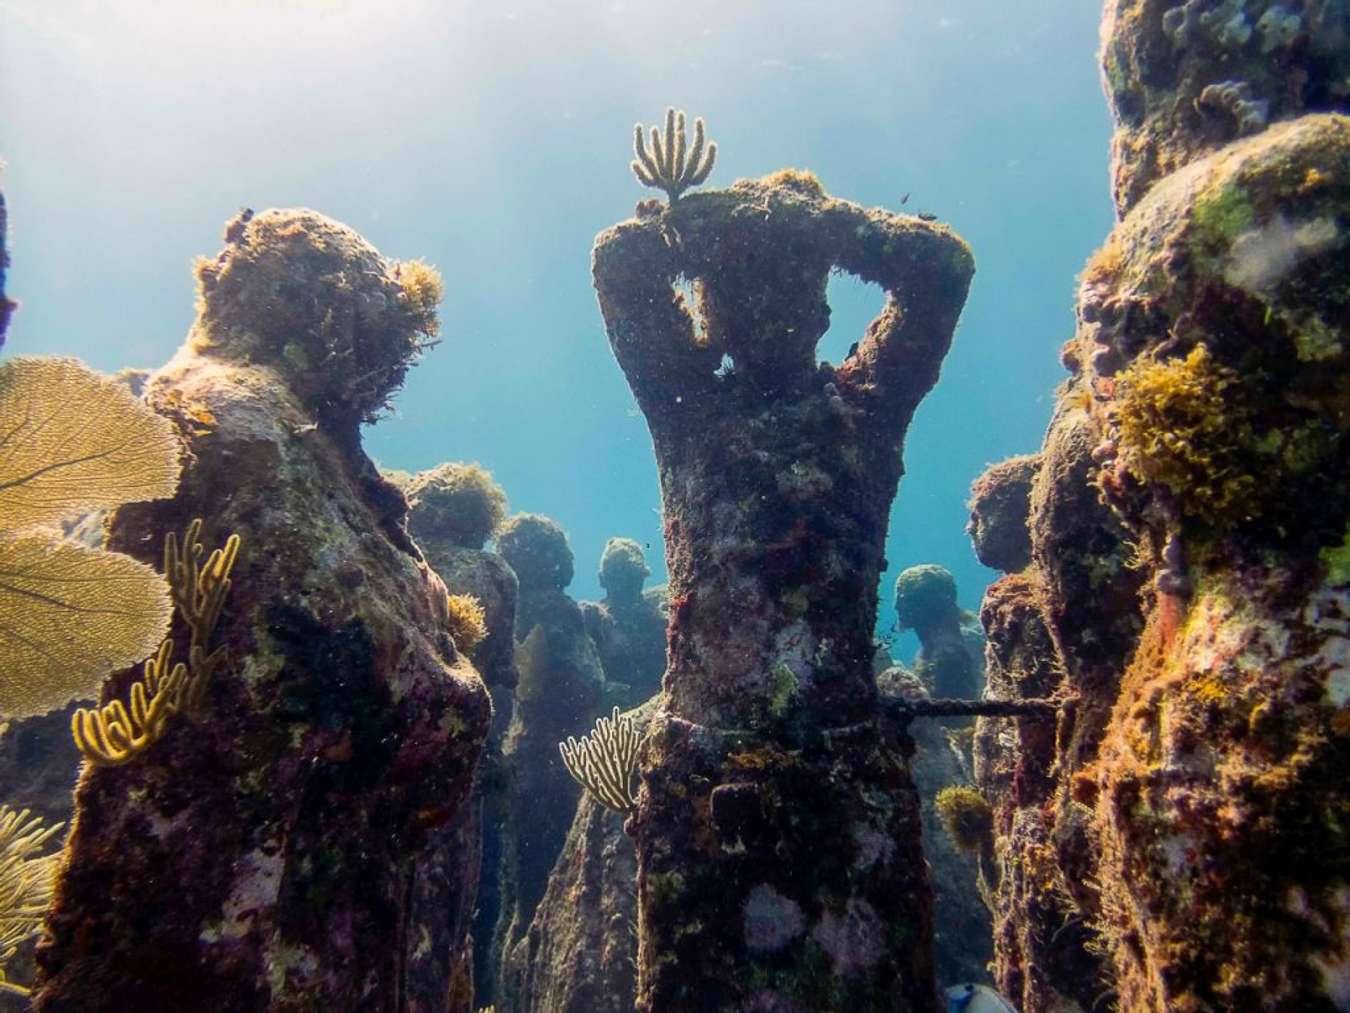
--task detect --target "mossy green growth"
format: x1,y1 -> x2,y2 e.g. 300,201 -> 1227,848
1115,345 -> 1261,530
1191,182 -> 1256,262
769,663 -> 798,718
934,785 -> 993,854
1320,529 -> 1350,586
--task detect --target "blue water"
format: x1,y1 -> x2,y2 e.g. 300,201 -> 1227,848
1,0 -> 1113,649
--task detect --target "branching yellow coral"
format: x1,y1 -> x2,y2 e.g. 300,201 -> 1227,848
631,107 -> 717,204
396,259 -> 444,339
1114,344 -> 1261,528
445,592 -> 488,655
559,706 -> 640,814
0,806 -> 62,998
0,356 -> 181,719
72,520 -> 241,766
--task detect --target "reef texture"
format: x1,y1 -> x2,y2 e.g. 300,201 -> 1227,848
493,514 -> 606,1003
877,667 -> 993,990
593,171 -> 974,1010
975,17 -> 1350,1005
403,463 -> 521,1008
33,209 -> 492,1012
1102,0 -> 1350,215
500,698 -> 656,1013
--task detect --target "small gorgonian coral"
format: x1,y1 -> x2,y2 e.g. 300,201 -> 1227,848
1113,344 -> 1261,530
631,107 -> 717,204
0,805 -> 62,998
934,785 -> 994,855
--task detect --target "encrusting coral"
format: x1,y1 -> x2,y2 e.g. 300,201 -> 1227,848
0,806 -> 61,999
0,356 -> 181,720
631,107 -> 717,204
71,519 -> 240,766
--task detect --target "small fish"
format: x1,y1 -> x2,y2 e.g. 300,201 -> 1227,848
900,191 -> 911,205
918,212 -> 938,222
945,983 -> 1018,1013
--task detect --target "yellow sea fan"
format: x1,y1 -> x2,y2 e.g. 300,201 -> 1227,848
0,805 -> 62,998
0,357 -> 180,531
0,356 -> 182,718
0,532 -> 173,719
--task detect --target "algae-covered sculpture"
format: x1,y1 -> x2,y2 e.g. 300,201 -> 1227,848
71,520 -> 240,766
35,209 -> 491,1011
559,705 -> 640,815
631,107 -> 716,204
594,155 -> 973,1007
0,806 -> 61,999
0,356 -> 180,720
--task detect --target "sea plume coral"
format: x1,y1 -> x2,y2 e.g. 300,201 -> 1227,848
0,357 -> 181,718
0,806 -> 62,998
631,107 -> 717,203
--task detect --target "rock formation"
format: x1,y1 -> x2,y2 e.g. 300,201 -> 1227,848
973,3 -> 1350,1010
493,512 -> 606,1002
33,209 -> 492,1011
593,168 -> 974,1010
581,538 -> 668,708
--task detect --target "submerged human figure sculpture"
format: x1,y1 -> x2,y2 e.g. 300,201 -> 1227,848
581,537 -> 668,706
401,461 -> 519,1008
893,564 -> 984,703
593,149 -> 973,1009
492,512 -> 605,998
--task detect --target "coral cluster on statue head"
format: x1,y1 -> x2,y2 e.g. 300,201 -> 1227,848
189,207 -> 443,428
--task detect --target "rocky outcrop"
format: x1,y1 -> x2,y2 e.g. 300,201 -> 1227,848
593,169 -> 973,1010
973,4 -> 1350,1008
33,209 -> 492,1012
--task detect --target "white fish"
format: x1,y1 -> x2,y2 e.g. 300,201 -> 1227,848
945,983 -> 1018,1013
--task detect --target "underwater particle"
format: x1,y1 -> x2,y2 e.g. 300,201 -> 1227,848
631,107 -> 717,204
405,462 -> 508,551
0,357 -> 184,719
496,512 -> 575,591
444,592 -> 489,655
0,806 -> 63,998
894,564 -> 961,632
558,706 -> 640,814
934,785 -> 993,854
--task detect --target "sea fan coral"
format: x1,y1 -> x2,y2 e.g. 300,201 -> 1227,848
0,357 -> 181,718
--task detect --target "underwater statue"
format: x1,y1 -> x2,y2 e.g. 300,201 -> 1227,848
971,3 -> 1350,1010
31,209 -> 492,1011
493,512 -> 606,1003
580,537 -> 669,708
893,564 -> 984,706
592,111 -> 974,1008
401,461 -> 521,1008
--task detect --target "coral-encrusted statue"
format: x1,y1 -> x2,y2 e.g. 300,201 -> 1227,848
34,209 -> 492,1011
593,167 -> 973,1009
